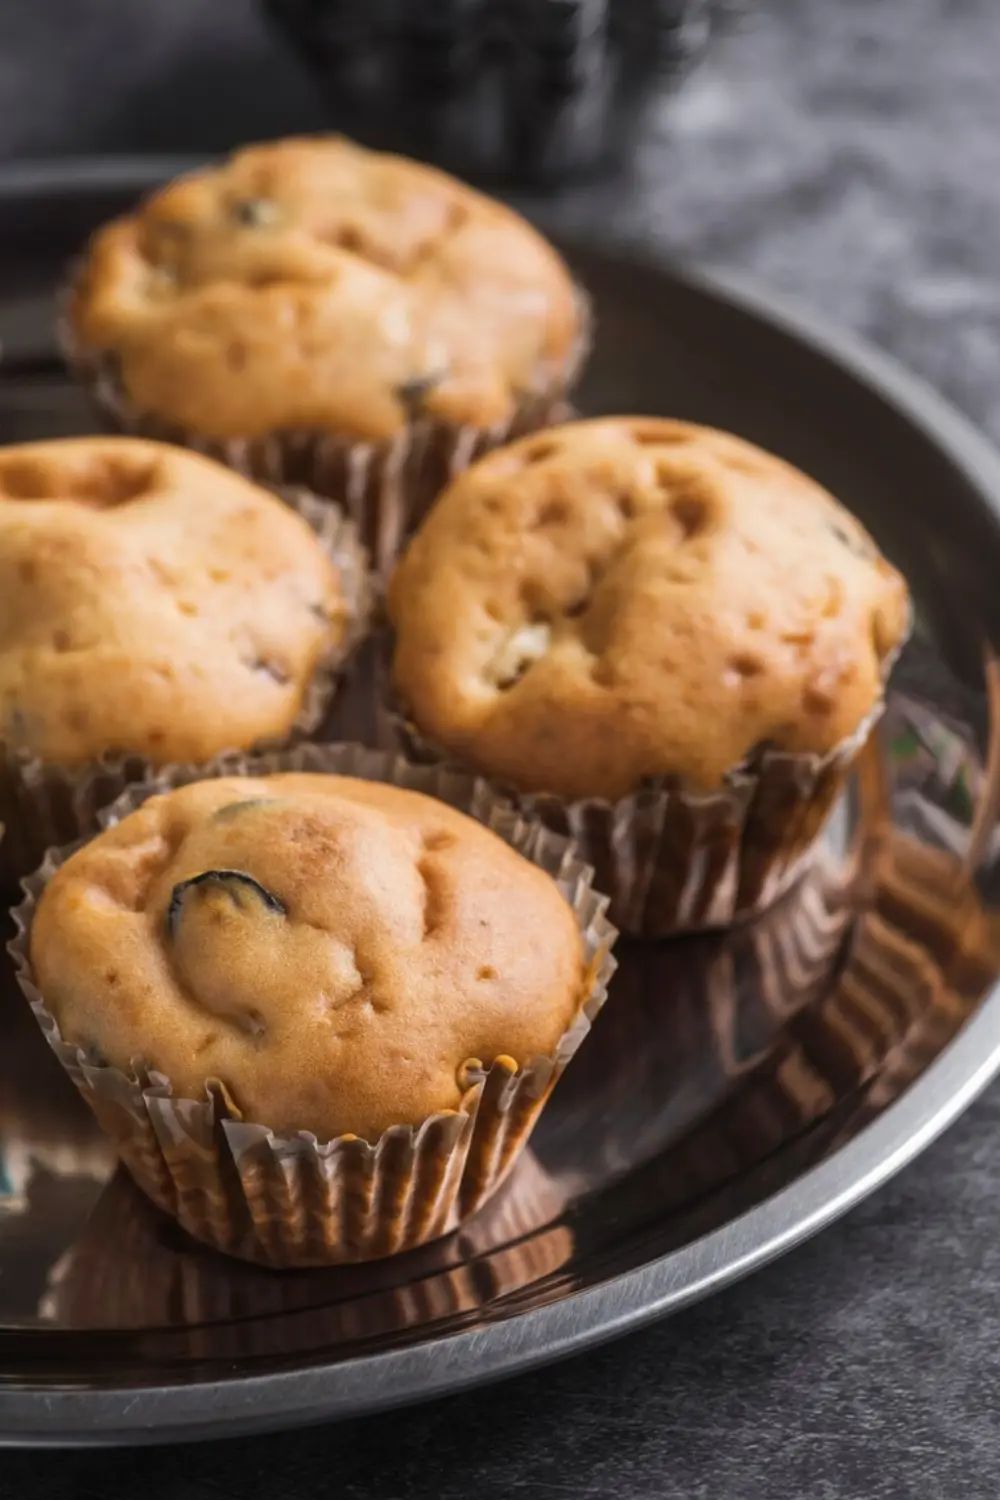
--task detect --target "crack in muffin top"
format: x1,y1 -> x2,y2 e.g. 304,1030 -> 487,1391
388,417 -> 911,801
68,136 -> 582,442
0,437 -> 347,767
29,774 -> 586,1141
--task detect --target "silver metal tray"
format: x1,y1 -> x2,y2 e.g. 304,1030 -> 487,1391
1,159 -> 1000,1447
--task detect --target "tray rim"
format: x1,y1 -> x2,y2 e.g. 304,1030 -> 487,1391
2,155 -> 1000,1447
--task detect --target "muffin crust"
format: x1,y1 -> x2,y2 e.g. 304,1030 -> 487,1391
69,135 -> 581,443
0,437 -> 348,767
388,417 -> 910,801
30,774 -> 586,1141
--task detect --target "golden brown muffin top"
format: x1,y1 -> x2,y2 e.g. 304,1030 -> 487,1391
69,135 -> 581,443
30,774 -> 585,1141
388,417 -> 911,800
0,437 -> 348,768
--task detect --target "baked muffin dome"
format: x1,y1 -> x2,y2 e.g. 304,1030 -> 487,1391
29,774 -> 586,1141
67,135 -> 581,444
388,417 -> 910,802
0,437 -> 351,768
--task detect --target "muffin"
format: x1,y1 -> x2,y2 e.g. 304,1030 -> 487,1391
63,135 -> 587,574
385,416 -> 911,935
0,436 -> 369,884
11,743 -> 615,1267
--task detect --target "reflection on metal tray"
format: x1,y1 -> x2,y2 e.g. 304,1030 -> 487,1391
0,159 -> 999,1446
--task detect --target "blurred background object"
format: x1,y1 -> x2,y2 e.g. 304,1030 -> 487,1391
0,0 -> 743,183
261,0 -> 726,184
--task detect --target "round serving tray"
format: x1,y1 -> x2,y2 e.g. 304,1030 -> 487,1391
1,158 -> 1000,1447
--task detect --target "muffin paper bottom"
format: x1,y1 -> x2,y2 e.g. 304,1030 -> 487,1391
62,291 -> 592,578
10,742 -> 616,1268
41,1149 -> 576,1350
380,669 -> 884,938
0,491 -> 371,893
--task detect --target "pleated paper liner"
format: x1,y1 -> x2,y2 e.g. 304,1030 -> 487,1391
380,660 -> 884,937
61,287 -> 592,578
40,1148 -> 575,1359
11,742 -> 617,1269
0,490 -> 373,893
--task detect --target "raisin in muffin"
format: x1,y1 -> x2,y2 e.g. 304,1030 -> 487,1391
16,749 -> 614,1266
64,135 -> 586,571
386,417 -> 911,934
0,437 -> 367,882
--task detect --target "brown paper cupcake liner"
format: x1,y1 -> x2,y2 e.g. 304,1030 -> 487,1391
10,742 -> 616,1268
60,287 -> 592,578
0,491 -> 372,892
40,1148 -> 574,1349
379,650 -> 886,937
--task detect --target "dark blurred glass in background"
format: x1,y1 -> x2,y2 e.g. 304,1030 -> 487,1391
262,0 -> 730,185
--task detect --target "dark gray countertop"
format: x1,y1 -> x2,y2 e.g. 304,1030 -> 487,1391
1,1 -> 998,1495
